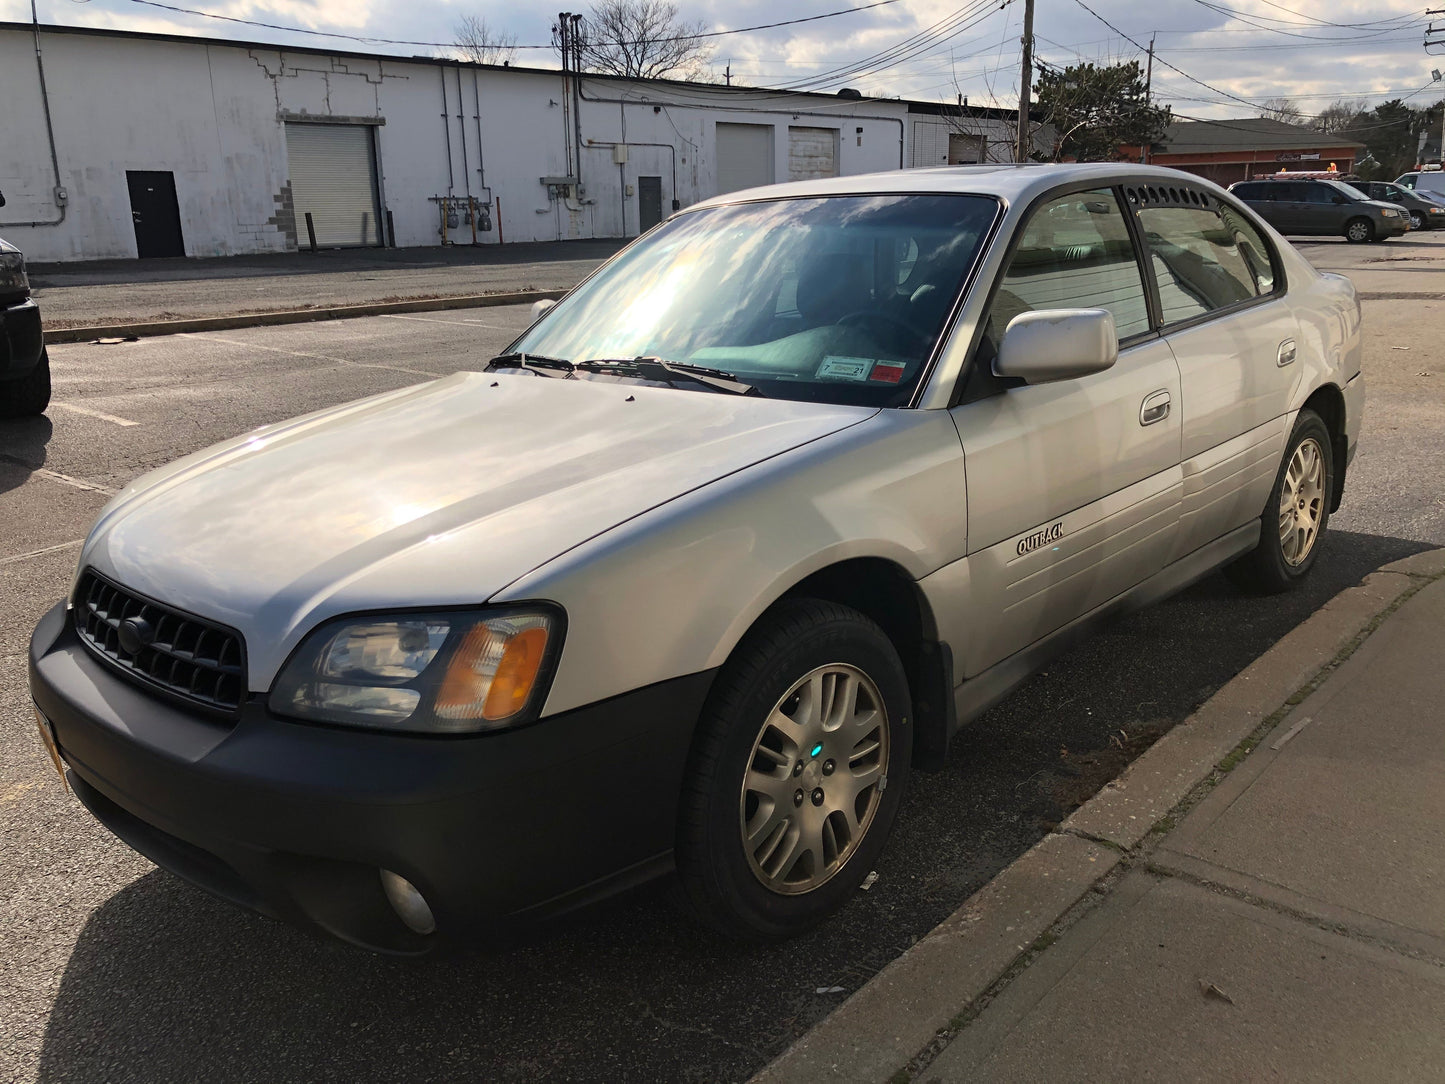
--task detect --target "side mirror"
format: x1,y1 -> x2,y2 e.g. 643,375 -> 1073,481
530,298 -> 557,321
994,309 -> 1118,385
1332,195 -> 1347,205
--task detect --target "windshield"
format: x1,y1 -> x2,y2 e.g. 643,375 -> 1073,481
1331,180 -> 1370,201
505,194 -> 998,406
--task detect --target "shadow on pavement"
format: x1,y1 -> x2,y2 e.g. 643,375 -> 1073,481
34,530 -> 1433,1084
0,414 -> 53,493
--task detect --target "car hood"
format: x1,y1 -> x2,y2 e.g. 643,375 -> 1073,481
82,371 -> 875,688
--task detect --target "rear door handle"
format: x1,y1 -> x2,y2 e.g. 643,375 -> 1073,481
1278,339 -> 1297,366
1140,389 -> 1171,426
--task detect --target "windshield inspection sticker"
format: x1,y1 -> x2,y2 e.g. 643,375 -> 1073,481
870,363 -> 906,384
817,356 -> 874,381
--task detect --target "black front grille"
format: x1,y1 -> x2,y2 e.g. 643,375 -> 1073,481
73,570 -> 246,714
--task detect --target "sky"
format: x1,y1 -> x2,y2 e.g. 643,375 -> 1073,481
2,0 -> 1441,121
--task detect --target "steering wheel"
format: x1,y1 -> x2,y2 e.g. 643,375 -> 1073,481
834,310 -> 925,351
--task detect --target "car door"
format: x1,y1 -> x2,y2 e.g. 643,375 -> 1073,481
1132,184 -> 1301,561
948,186 -> 1182,677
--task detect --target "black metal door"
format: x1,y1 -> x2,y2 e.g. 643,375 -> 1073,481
638,175 -> 663,234
126,171 -> 185,258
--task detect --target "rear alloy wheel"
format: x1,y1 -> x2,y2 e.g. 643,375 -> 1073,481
0,346 -> 51,419
1227,409 -> 1332,594
1344,218 -> 1373,243
677,599 -> 912,940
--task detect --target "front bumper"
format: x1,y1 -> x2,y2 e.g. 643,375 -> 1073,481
1379,215 -> 1409,236
0,297 -> 44,379
29,602 -> 713,953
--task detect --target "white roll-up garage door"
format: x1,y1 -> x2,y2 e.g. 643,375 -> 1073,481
715,123 -> 774,195
788,126 -> 839,182
284,123 -> 382,248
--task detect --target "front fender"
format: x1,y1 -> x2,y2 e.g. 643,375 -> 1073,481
495,410 -> 968,716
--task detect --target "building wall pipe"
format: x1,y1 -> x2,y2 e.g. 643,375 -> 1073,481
0,1 -> 66,228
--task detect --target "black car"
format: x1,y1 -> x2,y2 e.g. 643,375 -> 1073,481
0,194 -> 51,418
1228,178 -> 1408,243
1356,180 -> 1445,231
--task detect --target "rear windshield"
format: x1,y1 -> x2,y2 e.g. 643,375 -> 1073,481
505,194 -> 998,406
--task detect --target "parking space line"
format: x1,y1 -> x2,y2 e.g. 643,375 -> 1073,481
180,332 -> 442,378
50,401 -> 139,427
381,313 -> 528,332
35,469 -> 118,496
0,538 -> 83,566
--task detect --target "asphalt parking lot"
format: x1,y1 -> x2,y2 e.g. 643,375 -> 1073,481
3,242 -> 1444,1082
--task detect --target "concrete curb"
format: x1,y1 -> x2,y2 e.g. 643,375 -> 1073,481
42,289 -> 566,343
750,549 -> 1445,1084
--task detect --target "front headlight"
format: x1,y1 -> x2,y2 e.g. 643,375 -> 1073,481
269,607 -> 563,733
0,251 -> 28,295
1380,208 -> 1401,218
1429,207 -> 1445,214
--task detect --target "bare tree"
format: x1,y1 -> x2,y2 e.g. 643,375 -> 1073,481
1314,98 -> 1367,134
454,14 -> 517,66
1257,97 -> 1304,124
575,1 -> 714,81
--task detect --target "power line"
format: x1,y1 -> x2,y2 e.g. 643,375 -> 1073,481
112,0 -> 903,51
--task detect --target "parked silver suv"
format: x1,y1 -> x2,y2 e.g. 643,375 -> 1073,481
30,164 -> 1362,950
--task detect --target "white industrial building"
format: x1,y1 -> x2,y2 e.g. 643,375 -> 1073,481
0,21 -> 1031,263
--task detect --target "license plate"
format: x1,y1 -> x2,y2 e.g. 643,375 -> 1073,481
32,704 -> 69,792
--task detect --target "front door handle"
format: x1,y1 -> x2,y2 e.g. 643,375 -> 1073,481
1140,389 -> 1171,426
1278,339 -> 1297,366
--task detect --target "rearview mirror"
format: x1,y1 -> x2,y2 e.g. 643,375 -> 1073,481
530,298 -> 557,321
994,309 -> 1118,385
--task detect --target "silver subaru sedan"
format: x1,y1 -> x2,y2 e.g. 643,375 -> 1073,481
29,164 -> 1362,951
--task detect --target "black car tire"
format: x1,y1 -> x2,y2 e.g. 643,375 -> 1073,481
676,598 -> 913,940
1410,212 -> 1424,230
1344,218 -> 1374,244
0,346 -> 51,419
1227,409 -> 1332,595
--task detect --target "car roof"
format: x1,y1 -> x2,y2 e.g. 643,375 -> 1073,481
689,163 -> 1235,211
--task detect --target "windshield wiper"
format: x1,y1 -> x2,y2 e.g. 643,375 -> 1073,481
484,353 -> 575,378
575,357 -> 759,396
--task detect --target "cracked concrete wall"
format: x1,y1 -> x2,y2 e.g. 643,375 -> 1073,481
0,25 -> 913,262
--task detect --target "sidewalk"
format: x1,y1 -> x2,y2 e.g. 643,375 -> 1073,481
27,240 -> 622,332
754,549 -> 1445,1083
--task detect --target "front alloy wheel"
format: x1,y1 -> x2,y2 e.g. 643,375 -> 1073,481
678,599 -> 912,940
1345,218 -> 1373,243
741,664 -> 889,894
1410,211 -> 1424,230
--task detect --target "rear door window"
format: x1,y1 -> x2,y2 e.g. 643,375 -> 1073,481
1139,196 -> 1274,325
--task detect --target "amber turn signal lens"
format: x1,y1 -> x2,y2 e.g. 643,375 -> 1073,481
482,626 -> 549,721
433,618 -> 551,722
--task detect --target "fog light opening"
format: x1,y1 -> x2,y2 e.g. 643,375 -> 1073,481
379,869 -> 436,935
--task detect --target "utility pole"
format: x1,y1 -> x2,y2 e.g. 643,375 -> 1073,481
725,62 -> 732,86
1425,12 -> 1445,167
1016,0 -> 1034,163
1142,33 -> 1155,164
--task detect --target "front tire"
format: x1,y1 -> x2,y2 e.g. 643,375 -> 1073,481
1410,211 -> 1424,231
1344,218 -> 1374,244
676,599 -> 913,940
1227,409 -> 1332,594
0,346 -> 51,419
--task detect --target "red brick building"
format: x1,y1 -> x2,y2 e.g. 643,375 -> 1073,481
1136,117 -> 1365,186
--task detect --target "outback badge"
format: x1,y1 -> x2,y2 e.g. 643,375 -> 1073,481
1016,521 -> 1063,556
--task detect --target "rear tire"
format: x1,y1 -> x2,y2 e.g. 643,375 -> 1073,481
1226,409 -> 1332,594
676,599 -> 913,940
1344,218 -> 1373,243
0,346 -> 51,419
